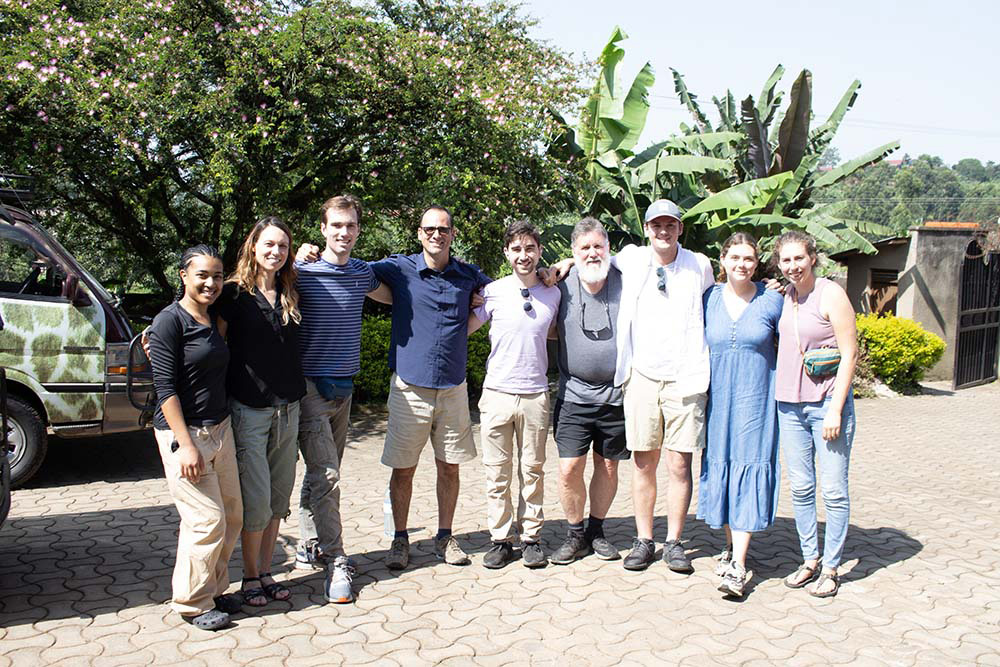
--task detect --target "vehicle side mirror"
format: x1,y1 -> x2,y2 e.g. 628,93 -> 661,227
64,274 -> 91,307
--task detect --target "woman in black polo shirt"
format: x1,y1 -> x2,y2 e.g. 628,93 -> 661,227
147,245 -> 241,631
214,217 -> 305,606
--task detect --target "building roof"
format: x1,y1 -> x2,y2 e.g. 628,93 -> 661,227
829,236 -> 909,263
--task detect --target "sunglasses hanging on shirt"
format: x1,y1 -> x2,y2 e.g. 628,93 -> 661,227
520,287 -> 533,312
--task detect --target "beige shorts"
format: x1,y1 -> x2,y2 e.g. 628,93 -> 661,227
381,374 -> 477,469
623,370 -> 706,453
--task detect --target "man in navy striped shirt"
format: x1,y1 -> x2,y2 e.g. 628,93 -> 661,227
293,195 -> 391,604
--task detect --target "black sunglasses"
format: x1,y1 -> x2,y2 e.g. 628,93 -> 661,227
520,287 -> 533,312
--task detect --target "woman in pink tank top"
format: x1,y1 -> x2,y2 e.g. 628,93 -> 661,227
773,231 -> 858,599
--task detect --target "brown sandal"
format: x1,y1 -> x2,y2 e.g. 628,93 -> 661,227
784,563 -> 819,589
808,572 -> 840,598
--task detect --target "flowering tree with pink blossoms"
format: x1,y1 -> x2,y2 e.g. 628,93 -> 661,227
1,0 -> 581,292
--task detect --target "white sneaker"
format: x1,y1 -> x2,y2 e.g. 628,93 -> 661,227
325,556 -> 355,604
717,561 -> 752,597
295,539 -> 323,571
713,545 -> 733,577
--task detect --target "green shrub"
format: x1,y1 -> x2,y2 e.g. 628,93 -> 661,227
355,316 -> 393,402
855,314 -> 945,392
355,315 -> 492,403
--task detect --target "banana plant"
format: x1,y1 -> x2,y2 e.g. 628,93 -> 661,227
548,28 -> 899,262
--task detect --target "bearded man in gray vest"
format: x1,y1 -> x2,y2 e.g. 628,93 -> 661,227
549,218 -> 628,564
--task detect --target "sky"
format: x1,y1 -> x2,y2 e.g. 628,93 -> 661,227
518,0 -> 1000,167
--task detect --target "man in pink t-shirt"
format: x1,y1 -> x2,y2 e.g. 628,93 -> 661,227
469,220 -> 560,569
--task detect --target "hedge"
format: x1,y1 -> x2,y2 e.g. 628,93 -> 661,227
855,314 -> 945,393
354,315 -> 492,403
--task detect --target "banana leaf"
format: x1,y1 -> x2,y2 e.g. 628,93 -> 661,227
713,91 -> 738,132
812,140 -> 900,188
682,172 -> 793,220
668,132 -> 744,152
614,62 -> 655,153
741,96 -> 772,178
756,64 -> 785,126
809,79 -> 860,153
671,68 -> 712,132
635,155 -> 732,184
775,69 -> 812,175
577,27 -> 627,163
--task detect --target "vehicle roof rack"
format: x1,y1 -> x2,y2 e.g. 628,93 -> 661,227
0,173 -> 35,207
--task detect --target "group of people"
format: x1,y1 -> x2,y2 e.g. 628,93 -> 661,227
146,195 -> 858,631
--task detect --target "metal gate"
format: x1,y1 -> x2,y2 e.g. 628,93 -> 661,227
954,241 -> 1000,389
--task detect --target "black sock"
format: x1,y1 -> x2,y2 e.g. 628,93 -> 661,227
394,529 -> 408,540
586,516 -> 605,538
567,521 -> 585,537
435,528 -> 452,541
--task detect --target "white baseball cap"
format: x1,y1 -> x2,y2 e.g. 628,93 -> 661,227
643,199 -> 682,223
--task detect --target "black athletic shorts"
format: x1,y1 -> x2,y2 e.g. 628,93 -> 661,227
553,399 -> 630,460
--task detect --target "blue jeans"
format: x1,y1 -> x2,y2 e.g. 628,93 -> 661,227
778,394 -> 856,569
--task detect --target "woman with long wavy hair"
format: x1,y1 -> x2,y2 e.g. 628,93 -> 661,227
215,216 -> 306,607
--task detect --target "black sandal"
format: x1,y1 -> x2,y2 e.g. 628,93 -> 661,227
783,563 -> 819,589
808,572 -> 840,598
240,577 -> 268,607
260,572 -> 291,601
213,593 -> 243,614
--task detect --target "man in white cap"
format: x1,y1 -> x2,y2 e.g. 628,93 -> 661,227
613,199 -> 714,572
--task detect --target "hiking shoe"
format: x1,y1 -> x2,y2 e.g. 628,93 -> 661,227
483,542 -> 515,569
718,561 -> 752,598
434,535 -> 471,566
662,539 -> 694,573
623,538 -> 656,571
521,541 -> 548,568
589,535 -> 620,561
714,544 -> 734,577
385,537 -> 410,570
325,556 -> 355,604
294,539 -> 323,571
550,532 -> 590,565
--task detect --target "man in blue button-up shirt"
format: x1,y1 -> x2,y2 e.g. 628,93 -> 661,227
371,206 -> 492,570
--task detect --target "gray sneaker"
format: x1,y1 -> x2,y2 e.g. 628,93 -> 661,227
662,539 -> 694,573
718,561 -> 752,597
589,535 -> 621,561
295,539 -> 323,571
324,556 -> 355,604
386,537 -> 410,570
434,535 -> 471,565
713,544 -> 733,577
550,533 -> 590,565
521,541 -> 548,568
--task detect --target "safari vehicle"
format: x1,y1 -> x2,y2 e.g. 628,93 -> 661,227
1,355 -> 11,527
0,174 -> 153,487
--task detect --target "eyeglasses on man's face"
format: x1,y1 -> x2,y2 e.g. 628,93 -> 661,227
420,226 -> 452,237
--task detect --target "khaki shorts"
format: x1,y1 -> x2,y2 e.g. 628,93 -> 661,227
623,370 -> 706,453
381,374 -> 477,469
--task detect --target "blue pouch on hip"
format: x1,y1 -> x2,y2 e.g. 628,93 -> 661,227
312,376 -> 354,401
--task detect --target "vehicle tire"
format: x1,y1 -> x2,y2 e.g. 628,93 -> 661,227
0,457 -> 10,526
6,396 -> 47,489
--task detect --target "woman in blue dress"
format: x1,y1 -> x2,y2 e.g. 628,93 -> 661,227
698,232 -> 783,597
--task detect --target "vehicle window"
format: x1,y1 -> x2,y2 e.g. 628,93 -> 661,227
0,235 -> 64,298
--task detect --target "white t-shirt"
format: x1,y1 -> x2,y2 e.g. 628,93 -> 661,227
613,243 -> 715,392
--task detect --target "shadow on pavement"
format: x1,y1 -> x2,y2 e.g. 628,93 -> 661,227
0,503 -> 923,626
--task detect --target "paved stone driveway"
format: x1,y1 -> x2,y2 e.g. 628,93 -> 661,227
1,382 -> 999,666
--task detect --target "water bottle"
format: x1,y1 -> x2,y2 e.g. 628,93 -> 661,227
383,486 -> 394,537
